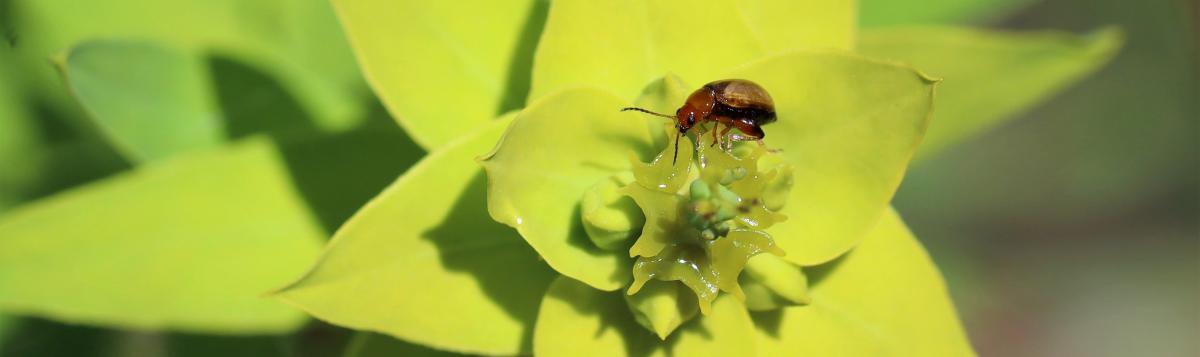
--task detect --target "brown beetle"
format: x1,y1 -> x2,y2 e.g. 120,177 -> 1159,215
622,79 -> 776,164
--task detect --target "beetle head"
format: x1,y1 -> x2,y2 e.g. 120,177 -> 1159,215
676,108 -> 697,133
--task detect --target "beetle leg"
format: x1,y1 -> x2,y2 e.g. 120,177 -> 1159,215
729,119 -> 764,141
705,121 -> 715,146
759,140 -> 782,153
719,124 -> 735,151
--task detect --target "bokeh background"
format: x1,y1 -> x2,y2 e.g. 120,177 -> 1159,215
887,0 -> 1198,355
1,0 -> 1196,356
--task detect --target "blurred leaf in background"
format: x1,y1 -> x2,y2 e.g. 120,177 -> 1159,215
0,57 -> 43,212
859,26 -> 1123,159
0,0 -> 375,209
889,0 -> 1198,355
0,0 -> 426,352
57,40 -> 225,162
7,0 -> 365,131
0,54 -> 421,338
0,43 -> 129,211
0,138 -> 323,333
860,0 -> 1038,27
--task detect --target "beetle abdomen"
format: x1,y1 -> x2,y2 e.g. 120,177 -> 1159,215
705,79 -> 775,112
710,103 -> 776,124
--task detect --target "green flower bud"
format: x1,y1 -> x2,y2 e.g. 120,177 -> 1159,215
715,184 -> 740,206
714,221 -> 733,237
713,203 -> 737,223
688,180 -> 711,200
580,172 -> 643,251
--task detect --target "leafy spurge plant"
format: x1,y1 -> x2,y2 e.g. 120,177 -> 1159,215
0,0 -> 1120,355
269,0 -> 1119,355
280,0 -> 957,354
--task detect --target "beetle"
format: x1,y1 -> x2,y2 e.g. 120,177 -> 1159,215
622,79 -> 776,164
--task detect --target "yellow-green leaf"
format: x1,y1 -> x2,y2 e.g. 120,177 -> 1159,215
277,117 -> 557,356
0,138 -> 324,333
11,0 -> 364,131
741,254 -> 810,311
529,0 -> 764,102
57,40 -> 223,162
753,208 -> 974,355
859,26 -> 1123,159
481,88 -> 657,291
726,51 -> 937,265
736,0 -> 856,51
668,296 -> 758,356
629,74 -> 692,150
860,0 -> 1037,27
534,276 -> 659,357
535,276 -> 758,356
332,0 -> 548,148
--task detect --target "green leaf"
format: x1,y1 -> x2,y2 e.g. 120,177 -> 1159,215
0,47 -> 130,207
629,74 -> 692,150
332,0 -> 548,149
741,254 -> 810,311
481,88 -> 658,291
725,51 -> 937,265
859,0 -> 1037,27
623,280 -> 697,340
0,138 -> 324,333
10,0 -> 364,131
859,26 -> 1123,160
529,0 -> 765,102
277,117 -> 557,356
534,276 -> 659,356
535,276 -> 758,356
342,333 -> 465,357
56,40 -> 223,162
667,296 -> 758,356
752,208 -> 974,355
0,65 -> 43,211
735,0 -> 856,51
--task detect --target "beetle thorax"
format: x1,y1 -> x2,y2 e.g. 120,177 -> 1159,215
675,87 -> 717,132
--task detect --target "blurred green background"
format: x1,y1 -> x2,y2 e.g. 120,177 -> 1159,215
0,0 -> 1196,355
888,0 -> 1198,355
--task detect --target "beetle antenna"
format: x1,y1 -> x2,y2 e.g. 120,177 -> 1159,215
672,130 -> 680,165
621,107 -> 674,119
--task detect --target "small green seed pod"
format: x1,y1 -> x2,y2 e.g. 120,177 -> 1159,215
715,184 -> 741,205
714,204 -> 737,223
689,180 -> 711,201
